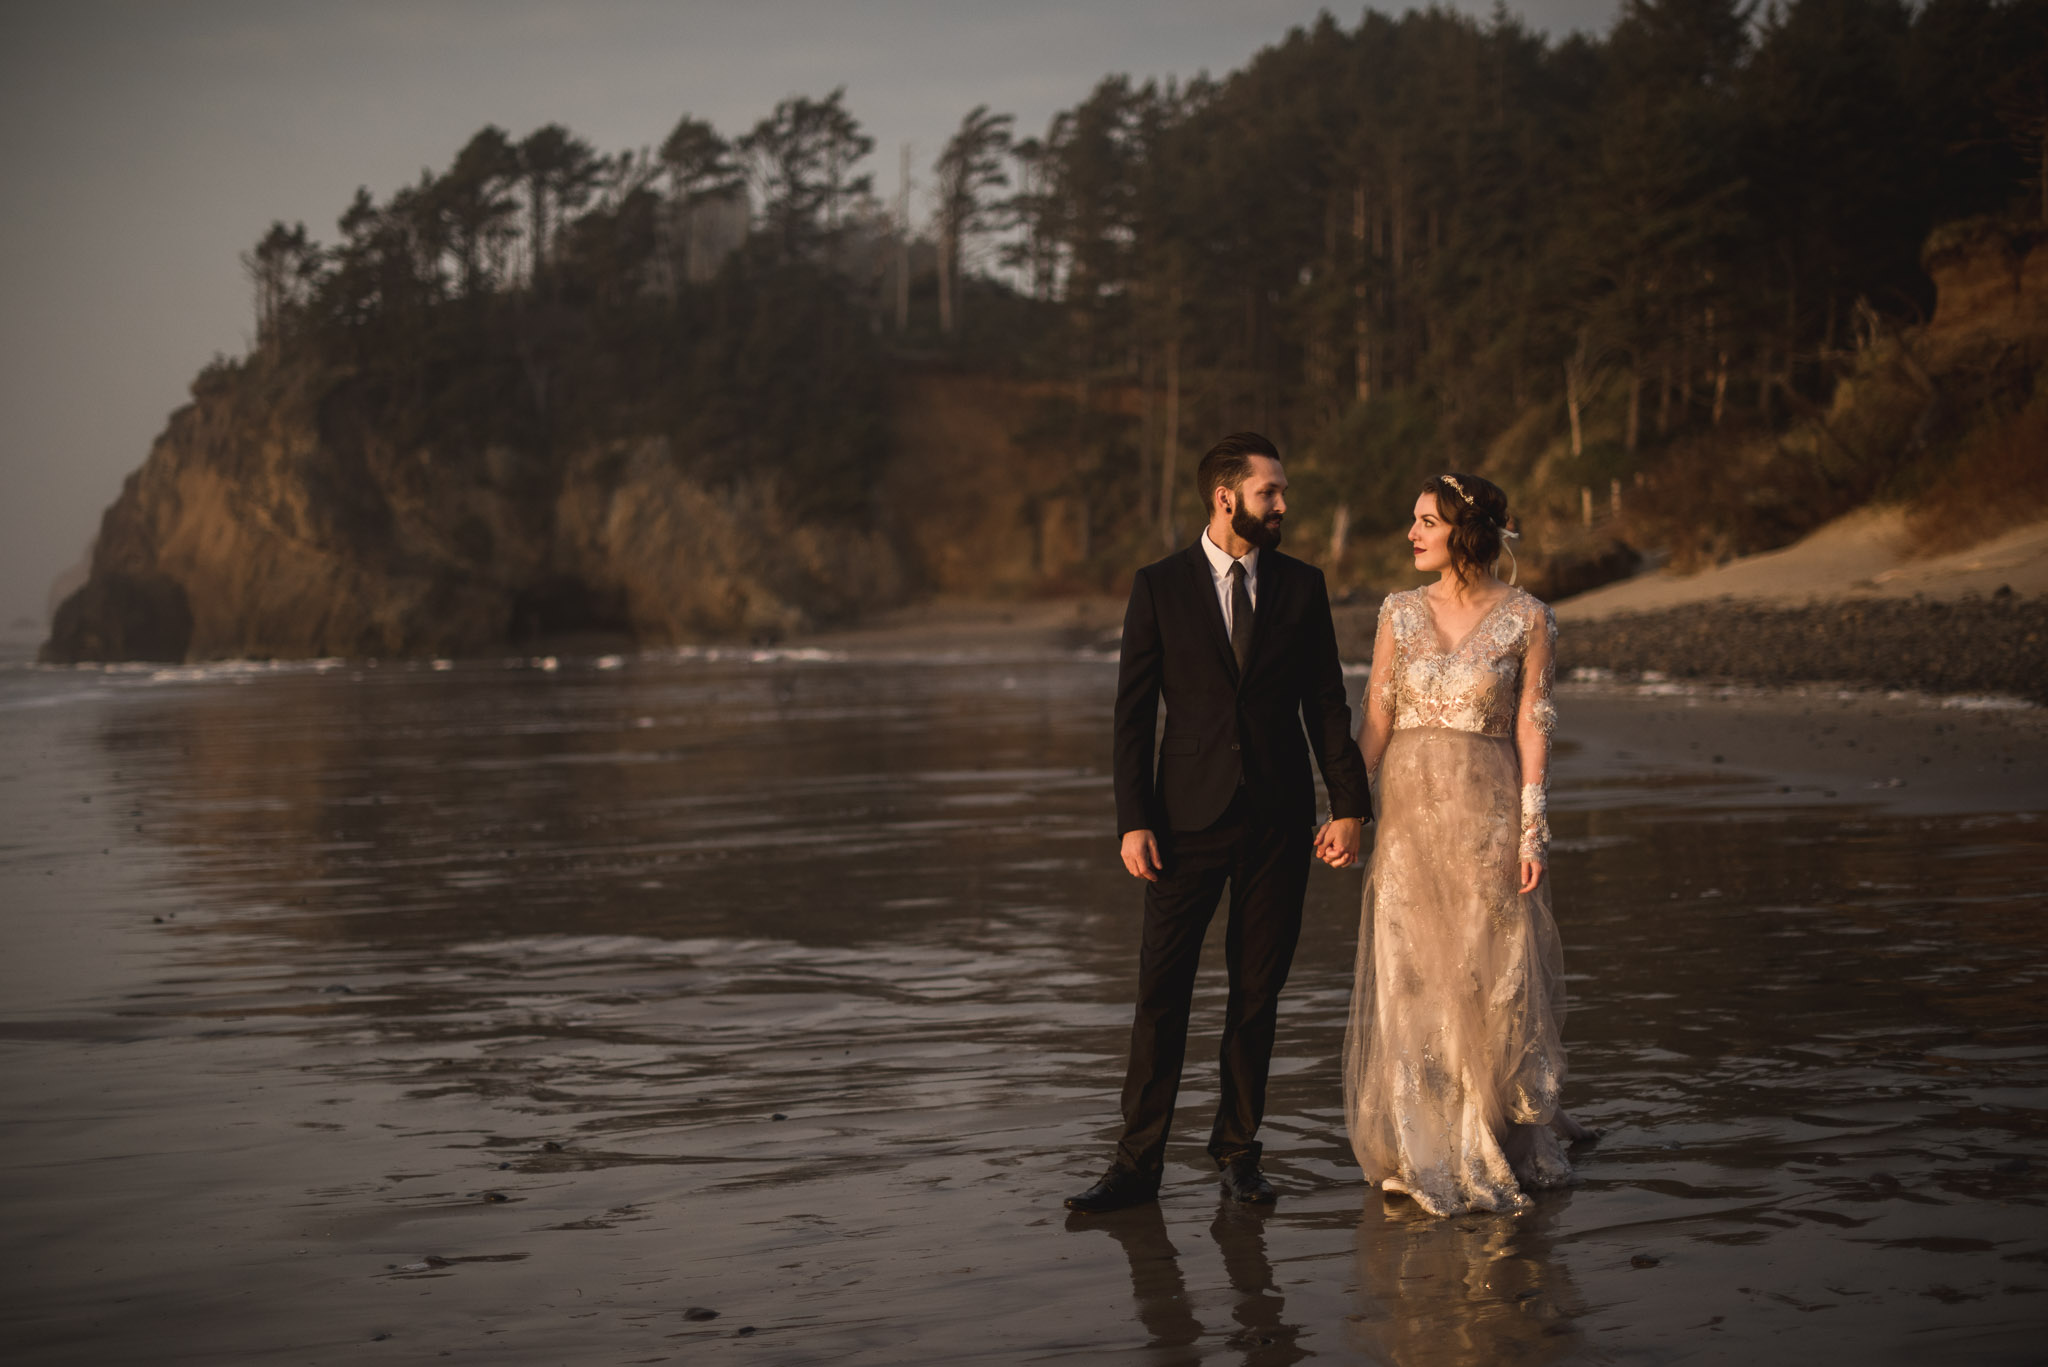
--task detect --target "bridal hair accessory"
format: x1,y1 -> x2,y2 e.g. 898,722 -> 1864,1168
1439,472 -> 1519,582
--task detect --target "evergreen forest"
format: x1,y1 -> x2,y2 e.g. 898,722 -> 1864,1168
233,0 -> 2048,597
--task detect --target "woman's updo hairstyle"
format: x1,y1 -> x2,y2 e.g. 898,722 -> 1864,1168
1421,472 -> 1512,582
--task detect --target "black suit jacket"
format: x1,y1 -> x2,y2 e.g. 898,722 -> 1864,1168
1113,542 -> 1372,835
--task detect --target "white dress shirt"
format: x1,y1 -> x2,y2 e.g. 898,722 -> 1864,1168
1199,528 -> 1259,635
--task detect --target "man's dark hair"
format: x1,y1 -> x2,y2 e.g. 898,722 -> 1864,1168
1196,432 -> 1281,515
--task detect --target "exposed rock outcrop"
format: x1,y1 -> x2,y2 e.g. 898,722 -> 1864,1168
43,358 -> 906,662
1922,217 -> 2048,348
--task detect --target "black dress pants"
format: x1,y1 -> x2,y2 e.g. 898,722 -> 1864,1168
1115,793 -> 1312,1175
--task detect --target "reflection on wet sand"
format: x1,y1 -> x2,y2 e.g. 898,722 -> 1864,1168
1349,1195 -> 1584,1366
1069,1201 -> 1307,1365
1,653 -> 2044,1362
1210,1204 -> 1306,1365
1071,1204 -> 1203,1353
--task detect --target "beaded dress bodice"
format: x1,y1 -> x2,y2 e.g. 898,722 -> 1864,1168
1377,587 -> 1557,741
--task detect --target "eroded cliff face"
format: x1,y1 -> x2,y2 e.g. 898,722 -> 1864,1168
43,360 -> 907,662
1922,217 -> 2048,349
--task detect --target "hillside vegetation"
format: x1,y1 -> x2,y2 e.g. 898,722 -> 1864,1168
46,0 -> 2048,662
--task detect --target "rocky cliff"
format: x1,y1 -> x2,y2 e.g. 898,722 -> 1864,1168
1921,217 -> 2048,347
44,357 -> 907,662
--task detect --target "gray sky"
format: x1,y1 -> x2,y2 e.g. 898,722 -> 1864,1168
0,0 -> 1617,631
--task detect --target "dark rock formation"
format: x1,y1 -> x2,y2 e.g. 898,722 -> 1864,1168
1557,594 -> 2048,704
45,572 -> 193,663
42,358 -> 908,663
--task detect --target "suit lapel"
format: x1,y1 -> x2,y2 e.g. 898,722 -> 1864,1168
1183,542 -> 1239,684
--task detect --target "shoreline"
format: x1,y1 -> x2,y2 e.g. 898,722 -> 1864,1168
14,530 -> 2048,710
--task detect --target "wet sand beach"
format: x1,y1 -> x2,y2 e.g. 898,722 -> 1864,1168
2,632 -> 2045,1365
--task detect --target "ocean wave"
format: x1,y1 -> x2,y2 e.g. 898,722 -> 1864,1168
0,685 -> 119,712
661,645 -> 850,665
1939,693 -> 2036,712
1559,670 -> 2039,712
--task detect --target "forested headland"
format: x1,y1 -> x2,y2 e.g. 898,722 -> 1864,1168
45,0 -> 2048,663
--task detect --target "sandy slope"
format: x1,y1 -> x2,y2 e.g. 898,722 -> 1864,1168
1556,508 -> 2048,621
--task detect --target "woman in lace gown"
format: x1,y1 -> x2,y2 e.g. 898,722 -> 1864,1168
1341,473 -> 1591,1217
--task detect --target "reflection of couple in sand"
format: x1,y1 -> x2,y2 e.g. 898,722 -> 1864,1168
1068,432 -> 1593,1220
1072,1193 -> 1590,1365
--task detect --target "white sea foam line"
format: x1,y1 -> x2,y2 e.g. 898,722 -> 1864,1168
1940,694 -> 2034,711
0,686 -> 118,711
662,645 -> 850,664
142,658 -> 348,683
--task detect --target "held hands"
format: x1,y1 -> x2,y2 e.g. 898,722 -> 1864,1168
1127,819 -> 1377,877
1121,829 -> 1162,882
1314,817 -> 1364,868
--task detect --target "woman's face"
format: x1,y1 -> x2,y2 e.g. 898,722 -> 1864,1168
1409,492 -> 1453,574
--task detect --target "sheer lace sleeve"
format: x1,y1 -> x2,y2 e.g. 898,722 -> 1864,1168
1361,593 -> 1399,776
1514,597 -> 1557,862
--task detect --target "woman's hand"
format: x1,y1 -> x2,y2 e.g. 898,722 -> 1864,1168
1519,859 -> 1544,894
1315,817 -> 1364,868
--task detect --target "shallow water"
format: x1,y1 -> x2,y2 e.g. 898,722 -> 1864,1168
1,650 -> 2044,1364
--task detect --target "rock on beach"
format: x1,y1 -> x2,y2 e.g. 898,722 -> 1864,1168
1554,593 -> 2048,703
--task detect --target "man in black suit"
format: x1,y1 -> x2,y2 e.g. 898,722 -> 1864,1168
1067,432 -> 1372,1214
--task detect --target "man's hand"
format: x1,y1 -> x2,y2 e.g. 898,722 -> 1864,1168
1121,829 -> 1162,882
1314,817 -> 1364,868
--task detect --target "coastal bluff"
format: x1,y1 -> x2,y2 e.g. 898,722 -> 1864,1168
43,215 -> 2048,666
41,357 -> 1112,665
42,360 -> 910,662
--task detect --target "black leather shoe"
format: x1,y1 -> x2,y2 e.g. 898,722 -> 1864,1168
1064,1165 -> 1160,1214
1219,1155 -> 1276,1203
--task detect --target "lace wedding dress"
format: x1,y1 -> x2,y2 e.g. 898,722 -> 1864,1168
1343,586 -> 1589,1216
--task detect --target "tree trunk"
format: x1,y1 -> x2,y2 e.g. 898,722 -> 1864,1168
1564,329 -> 1589,459
937,223 -> 955,336
1388,163 -> 1406,385
1138,350 -> 1156,531
1391,174 -> 1406,275
1566,363 -> 1584,459
896,143 -> 911,334
1353,181 -> 1372,403
1680,316 -> 1693,418
1625,364 -> 1641,454
528,179 -> 547,284
1161,289 -> 1182,550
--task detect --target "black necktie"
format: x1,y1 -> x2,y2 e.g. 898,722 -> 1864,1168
1228,560 -> 1253,675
